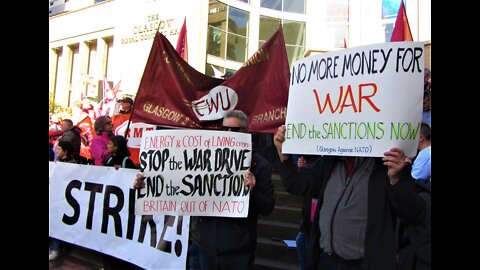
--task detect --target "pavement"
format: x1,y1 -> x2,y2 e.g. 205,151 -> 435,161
49,244 -> 104,270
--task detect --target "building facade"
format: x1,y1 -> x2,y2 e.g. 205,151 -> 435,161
49,0 -> 431,109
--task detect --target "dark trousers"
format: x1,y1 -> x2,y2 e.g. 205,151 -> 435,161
316,252 -> 364,270
198,245 -> 254,270
296,231 -> 309,270
187,240 -> 200,269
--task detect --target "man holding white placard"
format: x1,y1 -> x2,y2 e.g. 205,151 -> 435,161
133,110 -> 275,270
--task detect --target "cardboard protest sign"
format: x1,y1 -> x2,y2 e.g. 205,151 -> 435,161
135,129 -> 252,217
283,42 -> 424,157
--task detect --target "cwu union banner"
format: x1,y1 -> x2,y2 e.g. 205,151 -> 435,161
129,26 -> 290,134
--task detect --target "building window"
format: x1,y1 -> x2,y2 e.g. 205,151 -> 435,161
259,16 -> 305,66
260,0 -> 306,14
207,0 -> 249,63
384,22 -> 394,42
382,0 -> 402,19
284,0 -> 305,14
227,7 -> 249,62
326,0 -> 349,48
382,0 -> 401,41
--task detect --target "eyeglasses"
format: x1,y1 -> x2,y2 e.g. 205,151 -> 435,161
222,126 -> 245,132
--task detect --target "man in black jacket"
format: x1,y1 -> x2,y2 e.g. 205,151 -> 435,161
273,125 -> 426,270
133,110 -> 275,270
60,119 -> 82,161
194,110 -> 275,270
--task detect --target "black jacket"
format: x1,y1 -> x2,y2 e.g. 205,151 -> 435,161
105,155 -> 136,169
277,156 -> 425,270
195,153 -> 275,254
280,157 -> 322,233
397,179 -> 431,270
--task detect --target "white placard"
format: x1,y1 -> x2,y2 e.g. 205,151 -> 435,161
136,129 -> 252,217
283,42 -> 424,157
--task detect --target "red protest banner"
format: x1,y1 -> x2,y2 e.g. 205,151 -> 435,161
77,116 -> 95,160
130,26 -> 290,134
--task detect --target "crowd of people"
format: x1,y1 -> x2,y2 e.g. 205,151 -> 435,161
49,91 -> 138,264
49,69 -> 431,270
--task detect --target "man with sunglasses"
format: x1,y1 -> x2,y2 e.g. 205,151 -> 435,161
133,110 -> 275,270
193,110 -> 275,270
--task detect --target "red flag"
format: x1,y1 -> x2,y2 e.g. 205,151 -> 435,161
112,113 -> 141,165
390,0 -> 413,42
176,17 -> 188,61
343,38 -> 347,48
77,116 -> 95,160
130,26 -> 290,133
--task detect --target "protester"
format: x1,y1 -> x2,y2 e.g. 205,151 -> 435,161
49,140 -> 76,261
105,135 -> 135,169
273,125 -> 426,270
280,155 -> 320,270
90,115 -> 113,166
133,110 -> 275,270
102,135 -> 138,269
424,68 -> 431,91
118,97 -> 134,114
55,140 -> 77,163
59,119 -> 82,162
422,90 -> 431,128
411,123 -> 431,181
49,141 -> 55,161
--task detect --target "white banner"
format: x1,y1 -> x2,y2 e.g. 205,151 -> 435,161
136,129 -> 252,217
283,42 -> 424,157
49,162 -> 189,270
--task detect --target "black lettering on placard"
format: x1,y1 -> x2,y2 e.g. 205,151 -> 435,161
157,215 -> 175,253
101,185 -> 124,237
183,149 -> 212,171
174,216 -> 183,257
179,173 -> 249,197
138,215 -> 158,247
140,149 -> 170,172
84,182 -> 104,230
214,148 -> 250,174
62,180 -> 82,225
126,188 -> 136,240
137,175 -> 164,198
58,179 -> 186,256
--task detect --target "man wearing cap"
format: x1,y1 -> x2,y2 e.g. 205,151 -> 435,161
118,97 -> 134,114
